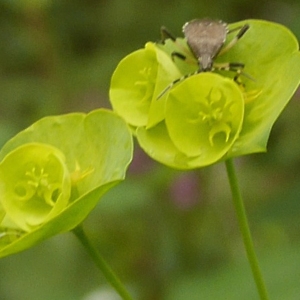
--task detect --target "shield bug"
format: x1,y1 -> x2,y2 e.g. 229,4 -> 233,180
158,19 -> 250,98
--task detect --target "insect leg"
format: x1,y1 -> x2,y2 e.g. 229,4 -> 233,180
171,49 -> 197,65
213,62 -> 255,81
213,62 -> 244,71
171,52 -> 186,61
218,24 -> 250,56
160,26 -> 177,43
157,70 -> 199,99
160,25 -> 197,62
227,23 -> 250,35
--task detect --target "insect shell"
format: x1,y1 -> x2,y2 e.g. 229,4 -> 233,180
182,19 -> 228,72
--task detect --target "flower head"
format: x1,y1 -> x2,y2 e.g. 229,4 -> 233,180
110,20 -> 300,169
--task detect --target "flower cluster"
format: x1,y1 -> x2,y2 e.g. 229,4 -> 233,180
110,20 -> 300,169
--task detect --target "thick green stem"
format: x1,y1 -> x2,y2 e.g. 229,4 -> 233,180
73,225 -> 134,300
225,159 -> 269,300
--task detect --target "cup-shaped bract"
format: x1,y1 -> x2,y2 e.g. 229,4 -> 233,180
0,109 -> 133,257
110,42 -> 182,129
166,74 -> 244,164
219,20 -> 300,158
136,73 -> 244,168
110,20 -> 300,169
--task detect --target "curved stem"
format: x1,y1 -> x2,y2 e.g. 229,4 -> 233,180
225,159 -> 270,300
73,225 -> 134,300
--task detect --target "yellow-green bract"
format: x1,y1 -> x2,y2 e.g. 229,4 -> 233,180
0,109 -> 133,258
110,19 -> 300,169
0,143 -> 71,232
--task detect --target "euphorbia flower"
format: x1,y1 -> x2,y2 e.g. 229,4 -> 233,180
0,109 -> 133,257
110,20 -> 300,169
0,143 -> 71,232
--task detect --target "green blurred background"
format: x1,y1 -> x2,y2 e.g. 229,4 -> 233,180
0,0 -> 300,299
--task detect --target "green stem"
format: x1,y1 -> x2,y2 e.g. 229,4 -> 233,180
225,159 -> 270,300
73,225 -> 134,300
